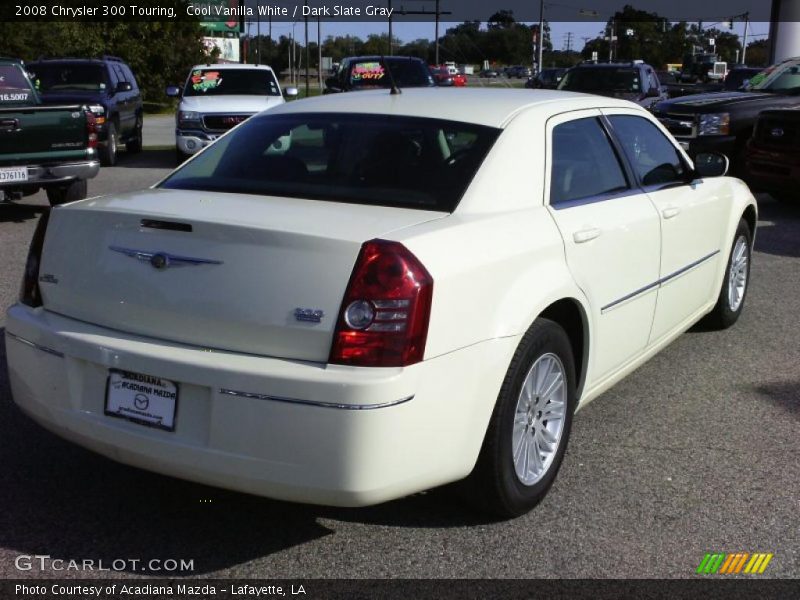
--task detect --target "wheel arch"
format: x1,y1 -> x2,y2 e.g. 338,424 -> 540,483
537,297 -> 590,399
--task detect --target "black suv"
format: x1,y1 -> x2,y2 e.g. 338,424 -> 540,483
558,61 -> 667,108
324,56 -> 435,93
28,56 -> 143,165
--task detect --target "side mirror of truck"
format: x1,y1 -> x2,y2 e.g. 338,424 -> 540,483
116,82 -> 133,93
284,87 -> 299,98
165,85 -> 181,98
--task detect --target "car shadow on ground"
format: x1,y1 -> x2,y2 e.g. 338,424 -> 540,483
0,328 -> 492,576
752,194 -> 800,259
114,148 -> 177,170
0,203 -> 45,224
753,380 -> 800,419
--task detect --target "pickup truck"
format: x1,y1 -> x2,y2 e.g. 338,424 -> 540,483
652,57 -> 800,175
0,59 -> 99,206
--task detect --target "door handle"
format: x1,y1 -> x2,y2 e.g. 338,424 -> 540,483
662,206 -> 681,219
573,228 -> 601,244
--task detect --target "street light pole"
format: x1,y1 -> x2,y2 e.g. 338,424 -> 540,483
435,0 -> 440,65
537,0 -> 544,74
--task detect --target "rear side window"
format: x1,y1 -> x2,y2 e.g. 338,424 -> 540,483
31,63 -> 108,92
349,60 -> 433,89
550,118 -> 629,206
608,115 -> 688,187
160,113 -> 501,212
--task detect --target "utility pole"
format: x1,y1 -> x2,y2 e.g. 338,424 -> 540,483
741,12 -> 750,65
537,0 -> 544,74
304,0 -> 309,96
388,0 -> 393,56
396,1 -> 451,66
318,17 -> 322,91
564,32 -> 573,52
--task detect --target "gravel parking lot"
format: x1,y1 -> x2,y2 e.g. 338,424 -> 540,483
0,135 -> 798,579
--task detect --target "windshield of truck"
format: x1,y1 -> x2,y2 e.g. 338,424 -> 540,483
749,60 -> 800,93
559,67 -> 642,94
0,65 -> 34,104
160,112 -> 500,212
183,69 -> 281,97
31,63 -> 107,92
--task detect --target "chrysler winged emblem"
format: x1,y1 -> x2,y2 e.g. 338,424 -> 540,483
109,246 -> 223,270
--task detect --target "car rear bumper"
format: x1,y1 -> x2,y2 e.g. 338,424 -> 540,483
0,159 -> 99,188
5,304 -> 516,506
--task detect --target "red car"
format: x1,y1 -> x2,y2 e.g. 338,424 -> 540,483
430,66 -> 467,87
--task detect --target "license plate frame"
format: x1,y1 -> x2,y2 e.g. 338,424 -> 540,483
0,166 -> 28,183
104,369 -> 179,432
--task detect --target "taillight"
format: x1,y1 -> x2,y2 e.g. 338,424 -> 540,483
19,209 -> 50,307
85,111 -> 98,149
329,240 -> 433,367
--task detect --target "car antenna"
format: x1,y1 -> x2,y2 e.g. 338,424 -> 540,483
381,56 -> 401,95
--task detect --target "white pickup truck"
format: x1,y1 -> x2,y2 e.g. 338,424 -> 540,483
167,63 -> 296,161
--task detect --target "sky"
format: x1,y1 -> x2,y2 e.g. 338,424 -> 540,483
249,20 -> 771,53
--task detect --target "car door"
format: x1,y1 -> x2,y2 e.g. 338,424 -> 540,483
545,110 -> 662,382
604,110 -> 730,344
113,64 -> 133,136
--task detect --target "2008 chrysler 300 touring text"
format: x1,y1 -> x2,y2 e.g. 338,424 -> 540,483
6,89 -> 757,517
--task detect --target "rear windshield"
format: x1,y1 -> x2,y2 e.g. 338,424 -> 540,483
183,68 -> 280,96
30,63 -> 107,92
160,113 -> 500,212
349,60 -> 434,89
0,65 -> 34,104
560,68 -> 642,93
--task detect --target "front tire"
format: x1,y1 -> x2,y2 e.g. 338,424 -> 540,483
464,318 -> 577,518
46,179 -> 87,206
704,219 -> 752,329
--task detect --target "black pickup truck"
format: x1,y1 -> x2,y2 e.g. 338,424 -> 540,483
652,57 -> 800,175
0,59 -> 99,205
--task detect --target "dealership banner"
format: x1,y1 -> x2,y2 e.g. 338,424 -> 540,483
1,0 -> 784,23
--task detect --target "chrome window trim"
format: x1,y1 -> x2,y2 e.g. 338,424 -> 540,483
219,389 -> 414,411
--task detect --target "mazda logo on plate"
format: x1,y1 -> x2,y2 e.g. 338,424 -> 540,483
134,394 -> 150,410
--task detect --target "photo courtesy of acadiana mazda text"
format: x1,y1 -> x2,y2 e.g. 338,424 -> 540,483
5,87 -> 756,518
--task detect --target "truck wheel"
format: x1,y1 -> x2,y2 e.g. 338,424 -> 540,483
100,122 -> 118,166
46,179 -> 87,206
126,116 -> 143,153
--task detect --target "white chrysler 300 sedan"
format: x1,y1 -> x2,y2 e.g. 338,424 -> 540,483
6,89 -> 757,517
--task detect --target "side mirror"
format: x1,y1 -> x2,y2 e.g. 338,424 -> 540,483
165,85 -> 181,97
284,86 -> 298,98
694,152 -> 729,178
324,77 -> 339,91
646,87 -> 661,98
116,81 -> 133,93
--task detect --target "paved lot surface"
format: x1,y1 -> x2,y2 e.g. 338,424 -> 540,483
0,149 -> 798,579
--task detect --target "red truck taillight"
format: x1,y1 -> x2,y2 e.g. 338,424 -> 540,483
19,209 -> 50,308
329,240 -> 433,367
85,111 -> 98,149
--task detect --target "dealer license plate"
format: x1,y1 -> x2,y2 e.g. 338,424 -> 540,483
0,166 -> 28,182
105,369 -> 178,431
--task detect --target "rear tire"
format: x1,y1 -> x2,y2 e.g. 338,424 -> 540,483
462,318 -> 577,518
126,115 -> 143,153
99,122 -> 118,166
46,179 -> 87,206
703,219 -> 752,329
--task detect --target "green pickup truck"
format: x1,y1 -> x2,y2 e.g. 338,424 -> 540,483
0,58 -> 99,206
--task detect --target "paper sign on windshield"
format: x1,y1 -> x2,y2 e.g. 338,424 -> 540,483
191,70 -> 223,92
352,62 -> 385,83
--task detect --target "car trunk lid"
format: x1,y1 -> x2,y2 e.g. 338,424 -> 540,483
40,189 -> 446,362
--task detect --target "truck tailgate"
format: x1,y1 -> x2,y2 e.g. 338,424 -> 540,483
0,104 -> 88,164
